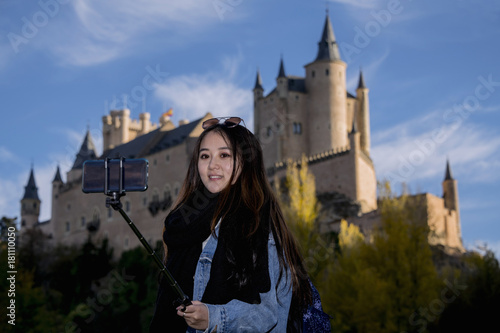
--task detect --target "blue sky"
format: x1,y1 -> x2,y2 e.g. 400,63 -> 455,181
1,0 -> 499,255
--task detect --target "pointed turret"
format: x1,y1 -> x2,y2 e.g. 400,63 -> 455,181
277,57 -> 286,78
444,159 -> 454,180
442,159 -> 462,251
276,56 -> 288,99
442,159 -> 459,212
52,165 -> 63,183
23,167 -> 40,200
351,112 -> 358,134
72,130 -> 97,169
356,69 -> 371,155
357,70 -> 366,89
315,14 -> 341,61
305,14 -> 347,153
21,166 -> 41,230
253,69 -> 264,101
349,110 -> 360,153
254,69 -> 264,91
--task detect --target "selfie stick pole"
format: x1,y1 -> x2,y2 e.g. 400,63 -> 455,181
103,158 -> 192,310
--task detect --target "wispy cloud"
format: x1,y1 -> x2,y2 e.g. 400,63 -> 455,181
0,146 -> 16,162
4,0 -> 237,67
153,53 -> 253,128
372,109 -> 500,186
346,47 -> 390,91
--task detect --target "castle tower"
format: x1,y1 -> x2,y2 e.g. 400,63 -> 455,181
102,109 -> 158,150
253,69 -> 264,137
276,57 -> 288,99
304,14 -> 347,155
441,159 -> 463,251
20,167 -> 41,230
253,69 -> 264,101
51,166 -> 63,226
139,112 -> 151,134
442,160 -> 460,219
356,70 -> 371,155
67,130 -> 98,183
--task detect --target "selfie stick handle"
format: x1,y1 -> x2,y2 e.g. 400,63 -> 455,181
103,158 -> 191,310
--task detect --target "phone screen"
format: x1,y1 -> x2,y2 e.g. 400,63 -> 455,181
82,159 -> 148,193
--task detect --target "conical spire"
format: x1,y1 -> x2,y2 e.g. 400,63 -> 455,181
277,56 -> 286,78
53,165 -> 63,183
444,159 -> 454,180
23,167 -> 40,200
254,69 -> 264,91
351,113 -> 358,134
315,14 -> 341,61
72,130 -> 98,169
357,69 -> 366,89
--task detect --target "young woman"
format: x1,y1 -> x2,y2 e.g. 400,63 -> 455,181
149,117 -> 312,332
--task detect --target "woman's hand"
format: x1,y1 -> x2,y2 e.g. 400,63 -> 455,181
177,301 -> 209,330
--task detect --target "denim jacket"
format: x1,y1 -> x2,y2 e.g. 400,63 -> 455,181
190,225 -> 292,333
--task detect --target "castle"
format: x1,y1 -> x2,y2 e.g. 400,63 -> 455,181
20,15 -> 464,256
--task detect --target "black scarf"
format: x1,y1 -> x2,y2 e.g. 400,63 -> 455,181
149,188 -> 271,333
150,188 -> 218,333
201,202 -> 271,305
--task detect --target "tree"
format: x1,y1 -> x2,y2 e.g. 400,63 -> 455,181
322,182 -> 441,333
436,248 -> 500,332
274,155 -> 333,282
0,216 -> 17,243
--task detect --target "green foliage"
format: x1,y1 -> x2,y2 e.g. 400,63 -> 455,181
1,226 -> 159,333
435,249 -> 500,332
274,156 -> 334,283
321,183 -> 442,333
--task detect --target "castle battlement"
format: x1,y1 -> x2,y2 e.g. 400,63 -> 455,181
102,109 -> 159,150
267,145 -> 351,177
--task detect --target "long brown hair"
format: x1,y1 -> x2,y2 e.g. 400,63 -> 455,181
169,122 -> 312,307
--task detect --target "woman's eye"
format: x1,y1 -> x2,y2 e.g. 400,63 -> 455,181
220,153 -> 231,158
200,154 -> 209,159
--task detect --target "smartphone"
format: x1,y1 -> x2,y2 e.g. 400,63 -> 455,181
82,158 -> 148,193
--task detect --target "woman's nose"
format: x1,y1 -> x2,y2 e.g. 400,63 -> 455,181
208,157 -> 219,169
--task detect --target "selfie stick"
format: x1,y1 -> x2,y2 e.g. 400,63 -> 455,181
101,158 -> 192,310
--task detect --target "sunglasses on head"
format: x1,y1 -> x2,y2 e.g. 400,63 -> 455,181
202,117 -> 245,129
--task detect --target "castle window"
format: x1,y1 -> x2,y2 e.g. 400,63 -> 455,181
108,207 -> 113,218
325,69 -> 329,76
267,126 -> 272,137
152,191 -> 160,204
293,122 -> 303,134
67,204 -> 71,211
143,196 -> 148,206
65,222 -> 70,232
166,154 -> 170,163
124,237 -> 129,249
125,201 -> 131,212
312,70 -> 315,78
164,185 -> 172,201
33,202 -> 37,209
21,220 -> 25,227
81,217 -> 86,228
